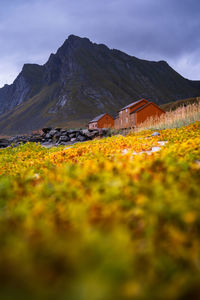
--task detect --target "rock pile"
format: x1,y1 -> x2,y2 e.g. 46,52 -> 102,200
0,128 -> 109,148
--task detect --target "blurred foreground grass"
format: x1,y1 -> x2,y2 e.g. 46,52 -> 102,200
0,122 -> 200,299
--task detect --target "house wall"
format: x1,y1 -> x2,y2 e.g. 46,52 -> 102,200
117,99 -> 148,128
118,108 -> 131,128
97,114 -> 114,128
136,103 -> 164,125
130,113 -> 136,126
88,122 -> 98,129
114,117 -> 120,129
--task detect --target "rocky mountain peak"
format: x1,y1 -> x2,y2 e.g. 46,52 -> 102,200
57,34 -> 92,55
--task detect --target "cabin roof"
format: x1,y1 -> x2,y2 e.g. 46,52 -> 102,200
120,99 -> 148,111
89,113 -> 107,123
130,102 -> 165,114
130,104 -> 148,114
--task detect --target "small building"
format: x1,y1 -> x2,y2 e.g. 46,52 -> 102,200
114,114 -> 120,130
115,99 -> 165,128
88,113 -> 114,129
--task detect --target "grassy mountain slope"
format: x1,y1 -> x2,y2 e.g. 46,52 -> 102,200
160,96 -> 200,111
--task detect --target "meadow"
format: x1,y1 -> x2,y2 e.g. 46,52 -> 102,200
0,122 -> 200,299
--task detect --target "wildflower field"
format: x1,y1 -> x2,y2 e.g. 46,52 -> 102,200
0,122 -> 200,300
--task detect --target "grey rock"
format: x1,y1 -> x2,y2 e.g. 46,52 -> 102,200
56,95 -> 68,108
0,139 -> 10,148
55,132 -> 62,140
77,135 -> 87,142
48,129 -> 57,137
151,132 -> 160,136
69,133 -> 76,138
9,136 -> 16,142
71,138 -> 77,142
45,133 -> 51,139
42,127 -> 52,134
86,131 -> 99,139
67,129 -> 79,135
80,129 -> 90,136
0,124 -> 109,149
29,135 -> 43,142
59,136 -> 70,143
60,129 -> 68,135
99,128 -> 109,136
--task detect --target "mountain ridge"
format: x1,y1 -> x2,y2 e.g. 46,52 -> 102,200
0,34 -> 200,134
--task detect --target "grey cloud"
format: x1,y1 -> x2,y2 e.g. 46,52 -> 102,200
0,0 -> 199,87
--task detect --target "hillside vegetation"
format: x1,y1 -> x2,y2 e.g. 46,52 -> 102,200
160,96 -> 200,111
0,122 -> 200,299
137,100 -> 200,131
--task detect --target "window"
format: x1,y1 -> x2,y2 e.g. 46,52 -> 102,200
126,117 -> 128,123
121,120 -> 122,125
126,109 -> 128,113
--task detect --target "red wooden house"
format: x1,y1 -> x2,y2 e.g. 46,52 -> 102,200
88,113 -> 114,129
114,99 -> 165,129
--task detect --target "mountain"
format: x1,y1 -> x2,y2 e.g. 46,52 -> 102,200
0,34 -> 200,134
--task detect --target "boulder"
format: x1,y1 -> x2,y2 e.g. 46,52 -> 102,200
42,127 -> 52,134
77,135 -> 87,142
0,139 -> 10,148
29,136 -> 43,143
69,133 -> 76,139
99,128 -> 108,136
45,133 -> 52,139
54,132 -> 62,141
0,126 -> 108,149
84,130 -> 99,139
48,129 -> 57,137
67,129 -> 78,134
76,131 -> 80,138
71,138 -> 77,142
80,129 -> 90,136
60,130 -> 68,136
151,132 -> 160,136
59,136 -> 70,143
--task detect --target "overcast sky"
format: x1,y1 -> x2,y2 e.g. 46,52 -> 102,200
0,0 -> 199,87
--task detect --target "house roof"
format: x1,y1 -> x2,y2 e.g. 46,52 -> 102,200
130,104 -> 147,114
89,113 -> 107,123
130,102 -> 165,114
120,99 -> 148,111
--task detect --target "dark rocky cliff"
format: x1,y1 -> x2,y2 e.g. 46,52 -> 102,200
0,34 -> 200,134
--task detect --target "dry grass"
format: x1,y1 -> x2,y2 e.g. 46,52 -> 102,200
136,102 -> 200,131
160,96 -> 200,111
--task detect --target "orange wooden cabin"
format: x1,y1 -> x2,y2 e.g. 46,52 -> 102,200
114,99 -> 165,129
88,113 -> 114,129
